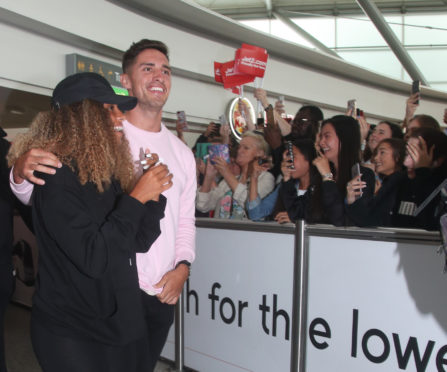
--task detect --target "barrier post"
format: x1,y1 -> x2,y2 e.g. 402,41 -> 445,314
290,220 -> 308,372
173,292 -> 185,372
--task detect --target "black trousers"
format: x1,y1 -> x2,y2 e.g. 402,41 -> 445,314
139,291 -> 175,372
31,317 -> 150,372
0,271 -> 13,372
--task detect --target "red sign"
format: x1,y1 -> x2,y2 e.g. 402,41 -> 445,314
235,44 -> 268,78
220,60 -> 254,89
214,62 -> 223,83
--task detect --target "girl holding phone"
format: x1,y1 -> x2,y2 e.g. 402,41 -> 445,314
346,138 -> 405,227
313,115 -> 375,226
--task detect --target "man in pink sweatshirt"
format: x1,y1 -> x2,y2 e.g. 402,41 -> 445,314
10,39 -> 196,371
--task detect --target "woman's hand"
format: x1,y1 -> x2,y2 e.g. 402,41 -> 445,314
204,122 -> 216,138
130,162 -> 173,203
406,136 -> 434,168
220,124 -> 230,144
405,93 -> 420,124
358,115 -> 370,142
312,154 -> 331,177
213,157 -> 231,177
204,159 -> 218,179
274,100 -> 286,116
274,211 -> 291,224
346,175 -> 366,204
248,159 -> 264,180
254,88 -> 269,109
196,158 -> 206,176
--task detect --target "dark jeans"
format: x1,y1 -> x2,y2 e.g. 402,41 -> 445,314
0,270 -> 13,372
140,291 -> 175,372
31,316 -> 149,372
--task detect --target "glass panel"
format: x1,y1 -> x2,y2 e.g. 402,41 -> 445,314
338,50 -> 403,79
408,49 -> 447,82
403,14 -> 447,45
241,19 -> 314,48
336,16 -> 402,47
293,17 -> 336,48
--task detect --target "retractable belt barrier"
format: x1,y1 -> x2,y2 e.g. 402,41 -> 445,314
165,219 -> 444,372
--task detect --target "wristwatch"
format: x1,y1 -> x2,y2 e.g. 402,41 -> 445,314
175,260 -> 191,276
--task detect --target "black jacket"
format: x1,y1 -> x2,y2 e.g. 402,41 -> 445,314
32,165 -> 166,345
0,130 -> 14,296
321,166 -> 375,226
392,163 -> 447,230
347,171 -> 404,227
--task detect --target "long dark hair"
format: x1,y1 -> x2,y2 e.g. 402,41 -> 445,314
290,138 -> 325,223
321,115 -> 360,198
372,138 -> 405,175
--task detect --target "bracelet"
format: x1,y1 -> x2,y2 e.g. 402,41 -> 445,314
322,172 -> 334,181
361,140 -> 366,151
264,104 -> 273,112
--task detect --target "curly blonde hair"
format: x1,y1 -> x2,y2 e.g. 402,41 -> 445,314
8,99 -> 135,193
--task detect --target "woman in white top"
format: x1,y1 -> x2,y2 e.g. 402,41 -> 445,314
196,131 -> 275,219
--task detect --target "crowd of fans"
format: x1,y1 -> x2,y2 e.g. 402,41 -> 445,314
177,89 -> 447,230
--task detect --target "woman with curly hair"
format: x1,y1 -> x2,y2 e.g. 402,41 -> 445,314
7,73 -> 172,372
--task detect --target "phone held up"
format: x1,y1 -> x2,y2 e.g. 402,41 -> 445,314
412,80 -> 420,104
176,110 -> 188,130
287,141 -> 295,169
351,162 -> 363,200
347,99 -> 356,118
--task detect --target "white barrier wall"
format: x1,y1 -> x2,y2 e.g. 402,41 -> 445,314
306,235 -> 447,372
162,225 -> 295,371
163,222 -> 445,372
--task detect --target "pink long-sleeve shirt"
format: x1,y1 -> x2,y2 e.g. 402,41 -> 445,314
10,120 -> 196,295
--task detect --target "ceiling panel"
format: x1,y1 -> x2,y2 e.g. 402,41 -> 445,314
191,0 -> 447,19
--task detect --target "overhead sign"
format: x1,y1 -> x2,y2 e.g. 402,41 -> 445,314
66,54 -> 127,95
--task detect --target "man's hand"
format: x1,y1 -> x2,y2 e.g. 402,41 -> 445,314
154,264 -> 189,304
13,149 -> 62,185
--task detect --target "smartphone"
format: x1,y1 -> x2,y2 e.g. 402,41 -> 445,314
347,99 -> 357,118
176,110 -> 188,130
351,162 -> 362,199
219,114 -> 227,126
286,141 -> 295,169
412,80 -> 420,104
258,157 -> 269,165
208,144 -> 230,165
212,123 -> 221,136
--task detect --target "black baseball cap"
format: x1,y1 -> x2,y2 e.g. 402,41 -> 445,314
51,72 -> 137,112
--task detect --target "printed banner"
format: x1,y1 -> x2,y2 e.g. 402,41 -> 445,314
220,60 -> 255,89
235,44 -> 268,78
